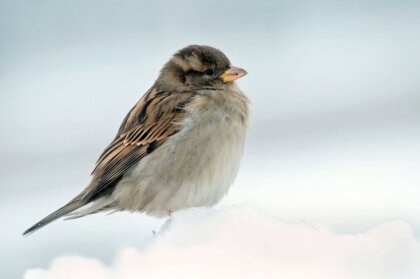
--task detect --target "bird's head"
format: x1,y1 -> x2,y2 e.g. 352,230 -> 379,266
156,45 -> 247,91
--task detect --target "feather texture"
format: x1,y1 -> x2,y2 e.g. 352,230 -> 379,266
23,45 -> 249,235
23,87 -> 197,235
86,87 -> 196,201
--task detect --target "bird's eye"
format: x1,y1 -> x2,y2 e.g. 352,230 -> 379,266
204,68 -> 215,76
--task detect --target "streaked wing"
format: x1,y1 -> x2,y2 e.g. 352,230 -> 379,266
84,87 -> 196,201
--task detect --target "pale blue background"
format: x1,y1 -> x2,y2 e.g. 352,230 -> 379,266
1,0 -> 420,278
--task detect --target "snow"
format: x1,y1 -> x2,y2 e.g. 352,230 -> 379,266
25,206 -> 420,279
3,1 -> 420,278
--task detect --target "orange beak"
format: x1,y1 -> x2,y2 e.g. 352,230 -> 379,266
220,66 -> 248,82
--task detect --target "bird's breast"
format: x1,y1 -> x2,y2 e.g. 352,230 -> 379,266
113,89 -> 250,216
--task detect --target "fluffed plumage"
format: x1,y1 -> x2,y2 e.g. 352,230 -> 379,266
23,45 -> 250,235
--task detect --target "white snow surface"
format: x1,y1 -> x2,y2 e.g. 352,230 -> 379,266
24,206 -> 420,279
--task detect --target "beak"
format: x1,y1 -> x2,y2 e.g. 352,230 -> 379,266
220,66 -> 248,82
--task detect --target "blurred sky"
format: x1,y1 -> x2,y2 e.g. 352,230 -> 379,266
1,0 -> 420,278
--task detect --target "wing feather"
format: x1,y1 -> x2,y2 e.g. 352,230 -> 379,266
85,87 -> 196,201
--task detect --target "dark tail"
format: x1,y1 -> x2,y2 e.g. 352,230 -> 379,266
23,197 -> 86,236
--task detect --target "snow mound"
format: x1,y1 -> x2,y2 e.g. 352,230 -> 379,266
25,206 -> 420,279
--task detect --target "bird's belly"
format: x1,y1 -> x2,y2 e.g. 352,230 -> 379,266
113,112 -> 246,216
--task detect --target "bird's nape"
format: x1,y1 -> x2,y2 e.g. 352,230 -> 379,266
23,45 -> 249,235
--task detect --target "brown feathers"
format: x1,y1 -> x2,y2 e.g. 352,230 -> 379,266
87,88 -> 196,201
23,45 -> 248,235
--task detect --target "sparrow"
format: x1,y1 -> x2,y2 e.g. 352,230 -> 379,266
23,45 -> 250,235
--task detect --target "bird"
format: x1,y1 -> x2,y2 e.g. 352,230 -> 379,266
23,45 -> 250,235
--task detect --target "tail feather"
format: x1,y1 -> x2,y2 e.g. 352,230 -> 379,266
23,197 -> 86,236
64,198 -> 116,220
